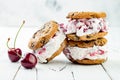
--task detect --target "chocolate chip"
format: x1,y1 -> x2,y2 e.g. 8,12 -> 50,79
84,41 -> 89,43
90,14 -> 95,18
73,61 -> 78,64
32,30 -> 40,38
71,13 -> 74,16
40,40 -> 45,44
33,32 -> 37,38
75,35 -> 80,41
86,35 -> 91,38
53,21 -> 58,24
40,37 -> 48,45
84,58 -> 89,60
43,59 -> 49,64
75,44 -> 78,46
31,43 -> 35,48
94,41 -> 97,45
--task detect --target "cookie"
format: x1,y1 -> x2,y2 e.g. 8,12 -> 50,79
28,21 -> 58,50
69,58 -> 106,64
67,32 -> 108,41
66,12 -> 106,19
67,38 -> 107,48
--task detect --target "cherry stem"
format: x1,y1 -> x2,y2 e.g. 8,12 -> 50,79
14,20 -> 25,48
7,38 -> 11,49
16,51 -> 23,58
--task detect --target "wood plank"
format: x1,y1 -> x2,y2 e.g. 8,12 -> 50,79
102,48 -> 120,80
66,60 -> 111,80
37,70 -> 73,80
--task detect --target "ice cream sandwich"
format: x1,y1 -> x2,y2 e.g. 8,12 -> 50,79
63,38 -> 108,64
28,21 -> 66,63
61,12 -> 108,41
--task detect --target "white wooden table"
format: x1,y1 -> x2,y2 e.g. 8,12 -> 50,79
0,26 -> 120,80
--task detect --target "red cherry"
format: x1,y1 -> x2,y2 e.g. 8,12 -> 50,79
8,48 -> 22,62
21,53 -> 37,69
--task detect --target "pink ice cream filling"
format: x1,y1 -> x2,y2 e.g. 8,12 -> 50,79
63,46 -> 107,60
60,18 -> 108,36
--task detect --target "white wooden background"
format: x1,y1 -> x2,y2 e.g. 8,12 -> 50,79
0,27 -> 120,80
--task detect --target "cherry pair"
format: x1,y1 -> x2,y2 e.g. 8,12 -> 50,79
7,21 -> 37,69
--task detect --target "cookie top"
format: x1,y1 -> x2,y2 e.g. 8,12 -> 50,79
66,12 -> 106,19
67,38 -> 107,48
28,21 -> 58,50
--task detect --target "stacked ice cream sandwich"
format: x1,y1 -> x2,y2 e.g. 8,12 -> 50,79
62,12 -> 108,64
